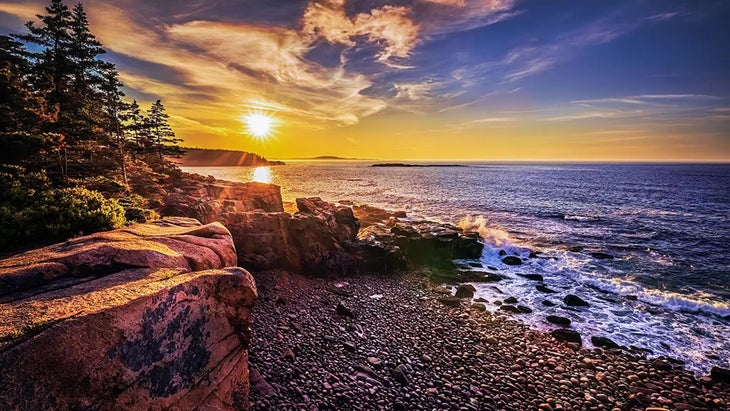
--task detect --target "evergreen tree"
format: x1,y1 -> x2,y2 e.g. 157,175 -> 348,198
146,100 -> 183,160
0,35 -> 31,132
124,99 -> 149,158
98,63 -> 129,184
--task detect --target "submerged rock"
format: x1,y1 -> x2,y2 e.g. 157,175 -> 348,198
590,252 -> 614,260
546,315 -> 571,326
536,284 -> 557,293
501,256 -> 523,266
518,273 -> 544,281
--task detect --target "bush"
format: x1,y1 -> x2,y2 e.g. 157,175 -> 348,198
124,207 -> 159,224
0,167 -> 126,250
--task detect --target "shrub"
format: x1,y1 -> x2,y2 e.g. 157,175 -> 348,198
124,207 -> 159,224
0,167 -> 126,251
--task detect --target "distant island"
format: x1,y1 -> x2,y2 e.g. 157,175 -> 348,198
371,163 -> 467,167
175,148 -> 285,166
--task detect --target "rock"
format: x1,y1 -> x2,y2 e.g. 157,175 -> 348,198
392,364 -> 410,384
336,302 -> 355,318
282,348 -> 296,362
0,218 -> 237,296
468,262 -> 483,268
504,297 -> 518,304
536,284 -> 557,293
591,336 -> 620,349
161,178 -> 283,223
563,294 -> 590,307
546,316 -> 571,326
711,366 -> 730,383
498,250 -> 507,256
567,246 -> 583,252
367,357 -> 383,367
438,297 -> 462,307
455,284 -> 476,298
551,329 -> 582,345
542,300 -> 557,307
518,273 -> 544,281
499,305 -> 522,314
430,270 -> 503,283
471,303 -> 487,311
351,204 -> 407,228
358,220 -> 484,270
221,197 -> 361,275
517,305 -> 533,313
501,256 -> 522,266
590,252 -> 614,260
432,286 -> 452,295
650,358 -> 672,371
250,367 -> 277,397
0,218 -> 257,410
528,251 -> 539,258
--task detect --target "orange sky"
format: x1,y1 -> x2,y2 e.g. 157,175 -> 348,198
2,0 -> 728,161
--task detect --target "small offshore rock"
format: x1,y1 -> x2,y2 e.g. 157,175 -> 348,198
536,284 -> 557,293
591,252 -> 614,259
501,256 -> 522,266
546,315 -> 571,326
711,366 -> 730,383
519,273 -> 543,281
504,296 -> 518,304
563,294 -> 590,307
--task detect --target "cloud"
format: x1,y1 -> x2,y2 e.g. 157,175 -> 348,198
301,0 -> 420,66
416,0 -> 518,35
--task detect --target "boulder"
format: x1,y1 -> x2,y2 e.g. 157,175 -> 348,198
564,294 -> 590,307
160,175 -> 283,223
501,256 -> 522,266
455,284 -> 476,299
220,198 -> 361,275
518,273 -> 543,281
351,204 -> 407,228
590,252 -> 614,260
0,219 -> 257,410
551,329 -> 582,345
430,270 -> 503,284
499,305 -> 522,314
0,218 -> 236,297
591,336 -> 620,349
710,366 -> 730,383
536,284 -> 557,293
546,315 -> 571,326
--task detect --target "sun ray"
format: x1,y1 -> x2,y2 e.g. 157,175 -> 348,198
242,111 -> 276,139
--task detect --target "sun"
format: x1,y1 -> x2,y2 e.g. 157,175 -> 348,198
243,112 -> 275,139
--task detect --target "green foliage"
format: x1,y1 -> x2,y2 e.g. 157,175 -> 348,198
0,166 -> 126,250
124,207 -> 159,224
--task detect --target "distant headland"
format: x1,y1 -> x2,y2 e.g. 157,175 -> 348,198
175,148 -> 285,166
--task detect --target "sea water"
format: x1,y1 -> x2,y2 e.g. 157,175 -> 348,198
183,161 -> 730,374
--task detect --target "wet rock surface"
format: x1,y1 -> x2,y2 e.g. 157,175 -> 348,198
248,270 -> 729,410
0,218 -> 257,410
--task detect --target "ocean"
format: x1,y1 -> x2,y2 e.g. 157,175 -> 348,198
183,162 -> 730,374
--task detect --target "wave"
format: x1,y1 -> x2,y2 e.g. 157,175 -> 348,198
559,268 -> 730,318
563,214 -> 600,222
457,215 -> 513,247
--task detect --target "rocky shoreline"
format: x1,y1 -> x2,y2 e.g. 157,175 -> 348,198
1,172 -> 728,410
248,270 -> 729,410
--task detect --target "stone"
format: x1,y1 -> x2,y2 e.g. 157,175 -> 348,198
711,366 -> 730,383
499,305 -> 522,314
160,177 -> 283,223
591,336 -> 620,349
563,294 -> 590,307
536,284 -> 557,293
517,305 -> 533,313
455,284 -> 477,298
546,316 -> 571,326
501,256 -> 522,266
551,329 -> 582,345
504,297 -> 518,304
0,218 -> 237,296
0,219 -> 256,409
336,302 -> 355,318
438,297 -> 462,307
392,364 -> 410,384
542,300 -> 557,306
518,273 -> 544,281
590,252 -> 614,259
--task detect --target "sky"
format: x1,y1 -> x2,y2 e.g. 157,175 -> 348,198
1,0 -> 729,161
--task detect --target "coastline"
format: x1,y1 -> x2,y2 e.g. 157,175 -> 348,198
249,269 -> 728,410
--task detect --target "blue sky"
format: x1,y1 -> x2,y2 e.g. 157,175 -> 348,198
1,0 -> 728,160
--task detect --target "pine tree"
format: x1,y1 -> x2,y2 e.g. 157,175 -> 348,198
0,35 -> 31,132
146,100 -> 183,161
98,63 -> 128,184
124,99 -> 149,158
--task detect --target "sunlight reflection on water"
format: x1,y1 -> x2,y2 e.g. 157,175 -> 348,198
252,166 -> 271,183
